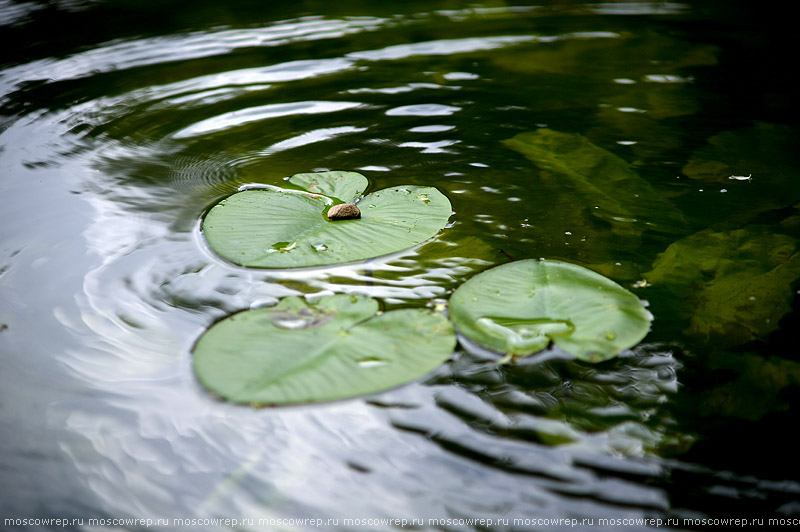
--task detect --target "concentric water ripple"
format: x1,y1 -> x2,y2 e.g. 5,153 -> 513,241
3,1 -> 797,528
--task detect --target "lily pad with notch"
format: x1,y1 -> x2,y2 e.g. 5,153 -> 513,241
193,294 -> 456,404
449,259 -> 652,362
202,171 -> 452,268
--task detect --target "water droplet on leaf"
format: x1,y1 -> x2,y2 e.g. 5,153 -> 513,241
358,357 -> 390,368
271,317 -> 317,330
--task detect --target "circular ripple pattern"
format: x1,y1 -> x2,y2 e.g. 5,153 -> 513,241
2,1 -> 798,526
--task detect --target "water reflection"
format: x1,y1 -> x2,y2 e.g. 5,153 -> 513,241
174,101 -> 364,138
2,0 -> 796,527
0,17 -> 387,94
386,103 -> 461,116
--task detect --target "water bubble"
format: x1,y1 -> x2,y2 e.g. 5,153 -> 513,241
271,317 -> 317,330
270,309 -> 331,330
271,241 -> 297,253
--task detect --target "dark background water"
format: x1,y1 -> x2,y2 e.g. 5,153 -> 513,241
2,0 -> 799,530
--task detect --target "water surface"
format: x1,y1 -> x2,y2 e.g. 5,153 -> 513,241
2,0 -> 799,529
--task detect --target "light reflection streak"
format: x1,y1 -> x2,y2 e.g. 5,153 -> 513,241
173,101 -> 363,138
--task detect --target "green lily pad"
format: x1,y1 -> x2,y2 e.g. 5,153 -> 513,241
202,171 -> 452,268
287,170 -> 368,203
193,294 -> 456,404
448,259 -> 652,362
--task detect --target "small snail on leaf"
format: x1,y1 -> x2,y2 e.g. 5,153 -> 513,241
201,171 -> 452,268
327,203 -> 361,220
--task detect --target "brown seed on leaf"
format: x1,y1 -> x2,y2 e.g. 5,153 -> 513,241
327,203 -> 361,220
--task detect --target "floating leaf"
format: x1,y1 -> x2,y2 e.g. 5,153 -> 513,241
193,294 -> 456,404
449,259 -> 652,362
645,227 -> 800,346
287,170 -> 368,203
202,171 -> 452,268
503,129 -> 685,236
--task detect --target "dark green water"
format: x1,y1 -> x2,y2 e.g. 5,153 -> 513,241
2,0 -> 799,529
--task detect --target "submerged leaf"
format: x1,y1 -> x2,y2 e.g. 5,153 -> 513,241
682,123 -> 800,224
492,29 -> 715,124
503,129 -> 685,236
449,259 -> 652,362
646,227 -> 800,346
193,294 -> 456,404
494,29 -> 716,78
695,352 -> 800,421
683,123 -> 799,185
202,171 -> 452,268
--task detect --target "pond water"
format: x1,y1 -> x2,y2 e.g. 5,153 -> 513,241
2,0 -> 799,529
